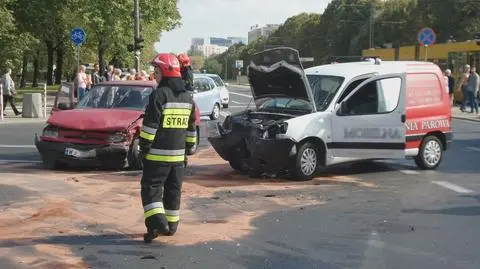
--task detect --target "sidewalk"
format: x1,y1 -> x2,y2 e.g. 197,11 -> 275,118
226,80 -> 250,87
451,106 -> 480,122
0,116 -> 47,124
1,107 -> 52,124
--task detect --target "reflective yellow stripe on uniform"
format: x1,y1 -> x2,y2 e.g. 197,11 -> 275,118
162,102 -> 192,129
163,109 -> 191,115
145,149 -> 185,163
165,209 -> 180,222
186,131 -> 197,143
139,125 -> 157,141
162,102 -> 192,109
143,202 -> 165,219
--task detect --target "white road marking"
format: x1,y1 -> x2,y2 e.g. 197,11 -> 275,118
360,230 -> 386,269
229,92 -> 252,98
398,169 -> 420,175
467,146 -> 480,152
231,100 -> 246,105
432,181 -> 475,194
0,144 -> 36,148
0,159 -> 42,164
220,111 -> 231,118
227,105 -> 249,108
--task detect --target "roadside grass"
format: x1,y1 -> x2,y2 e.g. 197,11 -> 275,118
13,85 -> 59,103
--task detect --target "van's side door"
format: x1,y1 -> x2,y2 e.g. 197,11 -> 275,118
330,73 -> 406,159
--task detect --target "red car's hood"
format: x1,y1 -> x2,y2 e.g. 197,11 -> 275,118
48,109 -> 142,131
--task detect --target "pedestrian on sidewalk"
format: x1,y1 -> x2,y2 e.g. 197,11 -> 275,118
112,69 -> 122,81
127,69 -> 136,80
76,65 -> 88,101
445,69 -> 455,105
466,66 -> 479,114
460,65 -> 470,111
105,65 -> 114,81
1,68 -> 21,116
136,70 -> 148,81
92,64 -> 104,87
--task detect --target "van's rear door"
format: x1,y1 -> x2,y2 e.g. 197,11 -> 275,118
330,73 -> 406,159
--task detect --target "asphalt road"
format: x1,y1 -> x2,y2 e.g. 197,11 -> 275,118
0,84 -> 480,268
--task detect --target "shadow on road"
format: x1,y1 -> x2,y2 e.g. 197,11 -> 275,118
438,139 -> 480,175
0,205 -> 365,269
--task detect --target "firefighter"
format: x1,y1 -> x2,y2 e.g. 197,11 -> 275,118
178,53 -> 194,92
139,53 -> 197,243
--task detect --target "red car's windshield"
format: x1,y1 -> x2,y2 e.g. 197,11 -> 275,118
77,85 -> 153,111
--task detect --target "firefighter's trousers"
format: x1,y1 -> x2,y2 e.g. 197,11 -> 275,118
141,160 -> 184,234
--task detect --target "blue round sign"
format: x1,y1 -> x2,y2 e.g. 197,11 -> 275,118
417,27 -> 436,46
71,28 -> 86,46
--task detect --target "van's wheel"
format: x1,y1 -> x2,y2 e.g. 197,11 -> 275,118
291,142 -> 318,181
127,137 -> 143,170
414,135 -> 443,170
186,127 -> 200,155
210,103 -> 220,120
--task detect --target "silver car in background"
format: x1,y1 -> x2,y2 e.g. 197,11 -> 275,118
205,74 -> 230,108
192,74 -> 222,120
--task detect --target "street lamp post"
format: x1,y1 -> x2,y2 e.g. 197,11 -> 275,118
134,0 -> 141,71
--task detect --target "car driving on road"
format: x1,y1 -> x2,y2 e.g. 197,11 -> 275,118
205,73 -> 230,108
36,81 -> 201,170
192,74 -> 223,120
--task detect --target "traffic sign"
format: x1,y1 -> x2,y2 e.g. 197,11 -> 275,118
71,28 -> 86,46
235,60 -> 243,69
417,27 -> 436,46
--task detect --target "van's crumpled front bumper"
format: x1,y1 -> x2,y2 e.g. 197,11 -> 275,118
207,122 -> 296,173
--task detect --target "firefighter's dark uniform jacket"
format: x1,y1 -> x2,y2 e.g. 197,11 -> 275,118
139,77 -> 196,234
180,66 -> 194,92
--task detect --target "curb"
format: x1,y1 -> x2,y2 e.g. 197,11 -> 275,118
452,115 -> 480,123
229,84 -> 250,89
0,118 -> 47,124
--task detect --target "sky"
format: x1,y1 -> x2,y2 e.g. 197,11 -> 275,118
154,0 -> 333,54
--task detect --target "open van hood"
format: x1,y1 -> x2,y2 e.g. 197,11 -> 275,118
247,47 -> 317,111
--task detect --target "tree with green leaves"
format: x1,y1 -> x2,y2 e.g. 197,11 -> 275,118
0,0 -> 35,74
203,58 -> 222,75
74,0 -> 180,74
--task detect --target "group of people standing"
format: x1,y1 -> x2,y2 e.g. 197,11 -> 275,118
458,64 -> 479,114
75,64 -> 153,101
444,65 -> 479,114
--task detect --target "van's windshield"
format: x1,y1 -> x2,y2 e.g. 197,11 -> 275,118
306,74 -> 345,111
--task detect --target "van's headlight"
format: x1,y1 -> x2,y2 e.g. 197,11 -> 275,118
42,126 -> 58,138
108,133 -> 126,143
278,122 -> 288,134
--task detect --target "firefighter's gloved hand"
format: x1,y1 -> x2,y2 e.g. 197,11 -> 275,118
139,145 -> 150,161
184,155 -> 188,168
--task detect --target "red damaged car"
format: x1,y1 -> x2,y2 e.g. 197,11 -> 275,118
35,81 -> 201,170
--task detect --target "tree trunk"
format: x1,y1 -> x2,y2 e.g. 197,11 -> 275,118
32,50 -> 40,87
55,44 -> 64,85
98,40 -> 106,76
46,40 -> 54,85
20,54 -> 28,88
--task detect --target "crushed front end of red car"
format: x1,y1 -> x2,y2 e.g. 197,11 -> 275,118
35,109 -> 142,169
